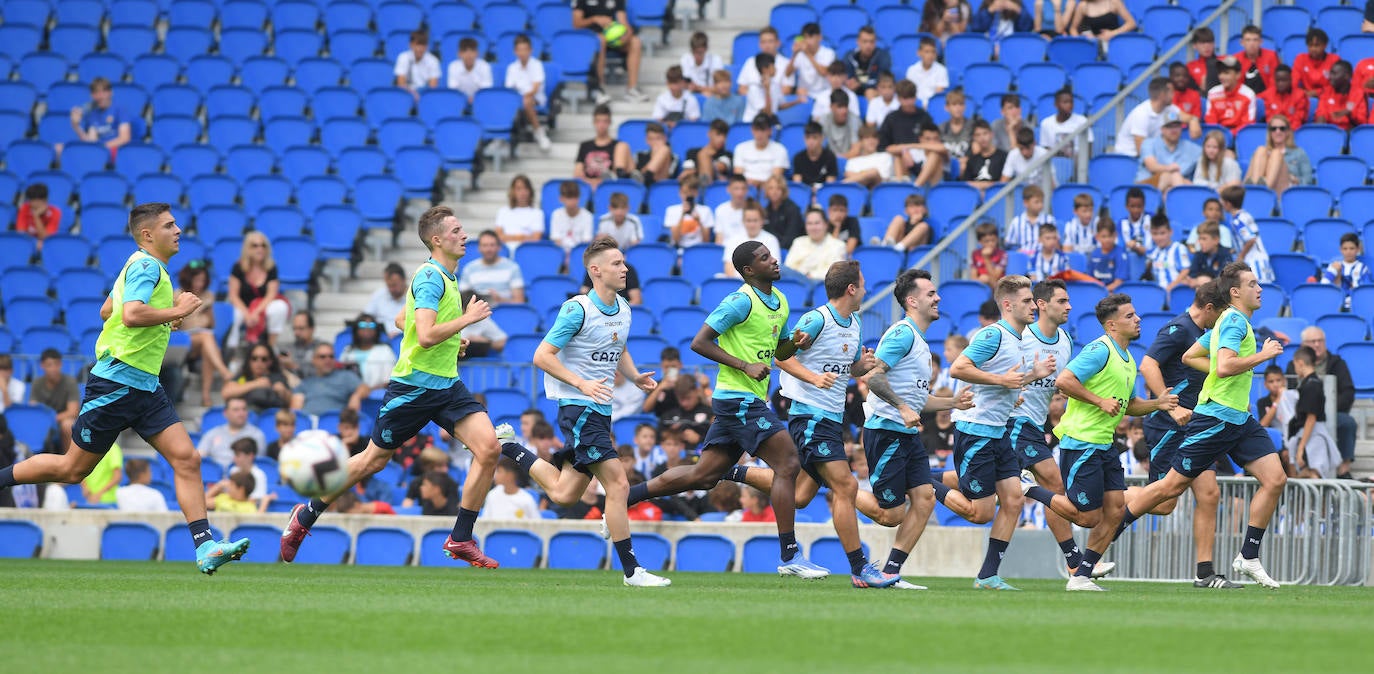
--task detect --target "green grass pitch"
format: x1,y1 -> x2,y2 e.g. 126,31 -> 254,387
4,560 -> 1371,674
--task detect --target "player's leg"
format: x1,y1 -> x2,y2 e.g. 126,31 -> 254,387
1027,456 -> 1087,572
1142,423 -> 1184,515
144,421 -> 250,571
444,408 -> 504,564
630,444 -> 738,501
792,468 -> 821,507
282,439 -> 399,561
506,406 -> 596,507
754,429 -> 808,565
972,474 -> 1024,589
2,439 -> 103,487
1230,421 -> 1288,588
1066,454 -> 1118,591
529,461 -> 592,508
951,433 -> 1000,524
814,460 -> 893,586
1188,469 -> 1238,587
1068,482 -> 1122,592
588,457 -> 669,586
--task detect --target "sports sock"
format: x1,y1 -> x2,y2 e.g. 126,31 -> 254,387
0,466 -> 15,490
846,548 -> 867,576
297,498 -> 328,529
929,478 -> 951,504
613,538 -> 638,578
724,465 -> 749,483
1240,525 -> 1265,560
1075,549 -> 1102,578
450,508 -> 479,542
779,531 -> 798,562
977,538 -> 1009,580
627,482 -> 649,506
883,548 -> 907,575
1197,561 -> 1215,579
1113,506 -> 1139,541
501,442 -> 537,472
1025,485 -> 1056,507
1058,538 -> 1083,570
188,519 -> 213,549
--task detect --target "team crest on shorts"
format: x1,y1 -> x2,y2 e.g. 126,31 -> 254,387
817,442 -> 831,456
81,428 -> 92,443
756,417 -> 771,430
969,478 -> 982,493
882,489 -> 897,503
588,448 -> 602,460
1026,447 -> 1038,457
1076,492 -> 1089,506
381,429 -> 393,444
1182,458 -> 1192,472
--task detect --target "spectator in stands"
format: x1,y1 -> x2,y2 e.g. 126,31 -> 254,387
743,54 -> 791,123
485,457 -> 541,519
401,448 -> 453,506
961,119 -> 1008,192
227,231 -> 291,349
1001,127 -> 1053,188
1114,77 -> 1196,157
1117,187 -> 1151,258
721,201 -> 780,278
667,180 -> 715,249
222,343 -> 294,412
172,262 -> 233,406
459,230 -> 527,304
820,91 -> 860,159
1259,65 -> 1309,130
28,350 -> 79,445
611,368 -> 647,421
495,174 -> 545,249
1028,223 -> 1070,282
1066,0 -> 1135,44
844,26 -> 891,99
505,35 -> 552,152
572,0 -> 647,103
761,175 -> 804,248
115,458 -> 168,512
969,0 -> 1035,46
363,263 -> 407,339
1003,185 -> 1051,252
1287,346 -> 1342,480
712,174 -> 750,244
550,180 -> 594,254
1169,62 -> 1204,121
205,471 -> 263,513
702,69 -> 746,125
574,105 -> 632,189
1356,51 -> 1374,94
394,29 -> 440,94
198,397 -> 267,468
1204,57 -> 1256,134
15,183 -> 61,250
1293,28 -> 1336,97
1234,25 -> 1278,94
447,37 -> 492,104
226,437 -> 268,499
76,441 -> 122,506
1039,87 -> 1092,159
1286,327 -> 1357,479
341,314 -> 396,390
332,490 -> 396,515
0,415 -> 14,508
906,123 -> 950,188
866,73 -> 900,128
629,424 -> 668,479
681,32 -> 725,94
65,77 -> 132,157
1242,114 -> 1311,195
991,94 -> 1029,154
1314,60 -> 1368,131
1088,219 -> 1128,291
283,313 -> 321,378
738,485 -> 775,522
939,87 -> 971,162
0,356 -> 26,416
1061,192 -> 1096,252
904,37 -> 948,106
681,119 -> 733,187
1366,0 -> 1374,32
595,193 -> 644,248
812,62 -> 860,124
264,409 -> 298,461
1146,215 -> 1190,291
1257,364 -> 1297,438
1185,221 -> 1231,287
634,122 -> 678,185
1219,185 -> 1273,284
1137,110 -> 1200,193
292,342 -> 370,418
792,121 -> 839,188
1187,28 -> 1221,93
419,469 -> 460,516
970,221 -> 1007,288
785,208 -> 848,281
335,408 -> 368,456
1191,130 -> 1241,191
882,193 -> 935,252
880,79 -> 938,170
1321,233 -> 1372,310
653,65 -> 701,130
839,126 -> 888,188
786,23 -> 836,103
738,27 -> 791,95
734,115 -> 789,187
825,194 -> 863,255
1185,197 -> 1233,251
920,0 -> 971,41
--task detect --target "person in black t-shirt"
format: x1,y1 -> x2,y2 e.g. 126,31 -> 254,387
571,0 -> 646,103
581,263 -> 642,303
574,104 -> 632,188
681,119 -> 732,186
825,193 -> 862,256
762,175 -> 805,249
878,79 -> 936,180
790,121 -> 838,188
651,376 -> 712,448
960,119 -> 1007,192
1288,346 -> 1340,479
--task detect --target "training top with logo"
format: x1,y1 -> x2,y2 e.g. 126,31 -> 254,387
1145,312 -> 1206,410
93,249 -> 174,391
705,284 -> 790,402
1011,323 -> 1073,428
780,303 -> 860,420
952,320 -> 1026,438
543,291 -> 632,416
1054,335 -> 1136,449
1194,307 -> 1256,426
863,317 -> 933,435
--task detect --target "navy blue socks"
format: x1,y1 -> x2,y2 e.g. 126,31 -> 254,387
451,507 -> 479,541
1058,538 -> 1083,570
1240,525 -> 1265,559
297,499 -> 328,529
883,548 -> 908,575
1113,506 -> 1139,541
1197,561 -> 1215,579
613,538 -> 638,578
1075,548 -> 1103,578
779,531 -> 798,562
724,465 -> 749,483
930,478 -> 951,504
1025,485 -> 1056,508
501,442 -> 537,472
627,482 -> 649,506
978,538 -> 1009,580
188,519 -> 213,548
846,548 -> 867,576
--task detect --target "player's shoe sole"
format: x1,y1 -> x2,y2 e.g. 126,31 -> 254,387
624,567 -> 671,587
973,575 -> 1019,590
280,503 -> 311,564
1194,573 -> 1244,589
777,556 -> 829,579
1066,575 -> 1107,591
890,579 -> 928,590
1068,561 -> 1117,578
494,423 -> 516,443
443,537 -> 500,568
197,538 -> 250,575
1232,554 -> 1280,589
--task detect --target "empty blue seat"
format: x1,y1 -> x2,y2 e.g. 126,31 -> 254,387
441,2 -> 481,35
272,1 -> 321,31
297,175 -> 349,217
259,86 -> 309,123
1293,125 -> 1346,165
377,118 -> 428,156
1317,314 -> 1368,351
364,87 -> 416,128
642,277 -> 693,308
484,529 -> 543,568
152,117 -> 202,149
0,24 -> 41,62
674,534 -> 734,572
0,232 -> 37,273
61,143 -> 115,181
100,522 -> 161,561
224,144 -> 278,183
418,88 -> 468,128
4,404 -> 56,451
274,29 -> 325,66
1289,284 -> 1346,322
1120,282 -> 1167,314
6,140 -> 55,179
944,34 -> 993,82
1316,157 -> 1368,198
207,116 -> 259,151
48,25 -> 99,58
5,0 -> 50,27
550,30 -> 600,81
19,53 -> 71,92
324,0 -> 373,34
294,57 -> 344,94
546,531 -> 607,570
333,34 -> 383,71
0,82 -> 39,116
239,57 -> 291,96
481,4 -> 530,43
312,204 -> 362,260
769,4 -> 817,41
273,237 -> 318,293
1282,186 -> 1334,227
263,117 -> 317,153
354,527 -> 415,566
1268,253 -> 1317,292
164,26 -> 215,64
242,174 -> 293,215
680,244 -> 724,287
2,265 -> 51,301
471,87 -> 523,143
0,520 -> 43,558
1303,219 -> 1356,262
202,85 -> 254,120
354,174 -> 403,230
40,235 -> 93,275
219,28 -> 269,66
167,145 -> 220,182
188,174 -> 239,213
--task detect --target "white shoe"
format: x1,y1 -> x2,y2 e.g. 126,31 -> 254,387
598,516 -> 609,540
1232,554 -> 1280,589
624,87 -> 649,102
624,567 -> 671,587
494,423 -> 515,443
1066,575 -> 1107,591
535,128 -> 551,152
891,579 -> 928,590
1090,561 -> 1116,578
591,88 -> 611,105
1019,469 -> 1036,495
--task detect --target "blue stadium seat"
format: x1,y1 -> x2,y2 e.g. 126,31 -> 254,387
162,524 -> 222,562
0,233 -> 37,273
769,4 -> 817,41
38,112 -> 78,147
311,204 -> 361,260
1293,125 -> 1346,165
489,304 -> 541,334
286,525 -> 351,564
297,175 -> 348,217
163,26 -> 214,65
128,56 -> 180,98
741,535 -> 781,573
642,277 -> 693,308
481,4 -> 530,43
219,27 -> 268,67
1087,154 -> 1138,196
354,174 -> 404,230
0,111 -> 27,145
627,335 -> 669,367
417,88 -> 468,129
1303,219 -> 1356,262
550,30 -> 600,81
22,325 -> 73,355
207,116 -> 259,151
334,33 -> 383,70
168,0 -> 216,27
432,117 -> 481,175
274,29 -> 325,66
624,243 -> 677,282
313,87 -> 364,123
997,33 -> 1048,71
5,140 -> 55,179
1289,284 -> 1346,322
152,117 -> 202,150
178,57 -> 234,97
546,531 -> 607,570
273,237 -> 319,293
592,180 -> 647,217
321,119 -> 373,159
1316,157 -> 1368,199
263,117 -> 317,154
223,144 -> 278,184
0,81 -> 38,117
1338,343 -> 1374,397
698,277 -> 740,310
242,175 -> 293,216
364,87 -> 417,128
513,241 -> 566,277
1142,6 -> 1191,40
40,235 -> 93,276
166,146 -> 219,184
0,521 -> 43,558
61,143 -> 116,182
437,2 -> 479,36
2,265 -> 50,301
1071,63 -> 1122,104
100,522 -> 161,561
377,118 -> 428,156
810,536 -> 869,575
1316,314 -> 1368,352
277,146 -> 331,189
1282,186 -> 1334,227
238,56 -> 291,96
944,34 -> 993,82
674,534 -> 734,572
257,86 -> 309,124
353,527 -> 414,566
1047,36 -> 1098,71
188,174 -> 239,213
5,0 -> 50,27
0,24 -> 42,62
1106,32 -> 1155,72
484,529 -> 543,568
19,53 -> 71,92
1268,253 -> 1317,293
1065,281 -> 1107,314
293,58 -> 344,96
80,203 -> 136,244
1120,282 -> 1166,314
678,244 -> 723,287
1016,63 -> 1067,106
416,529 -> 463,566
851,246 -> 903,285
5,404 -> 56,451
324,1 -> 374,34
1138,312 -> 1173,342
199,85 -> 252,120
527,275 -> 579,310
57,0 -> 104,27
272,1 -> 321,31
48,25 -> 99,59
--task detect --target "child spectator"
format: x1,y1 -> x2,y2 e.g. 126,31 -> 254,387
713,174 -> 750,243
1256,364 -> 1297,435
904,123 -> 949,188
785,207 -> 848,281
742,53 -> 785,123
681,118 -> 733,186
1187,27 -> 1221,92
205,472 -> 263,513
16,183 -> 62,249
445,36 -> 491,104
1038,87 -> 1092,159
1112,189 -> 1149,261
575,104 -> 632,188
1320,232 -> 1372,309
1288,346 -> 1341,479
961,119 -> 1007,192
634,122 -> 678,185
825,194 -> 863,255
1186,197 -> 1234,250
845,26 -> 891,98
116,459 -> 168,512
940,86 -> 972,161
505,34 -> 551,151
738,27 -> 793,97
702,69 -> 746,124
1061,193 -> 1096,253
495,174 -> 544,248
395,29 -> 440,93
1204,56 -> 1256,134
1170,61 -> 1204,120
1292,28 -> 1336,97
841,125 -> 891,188
990,93 -> 1028,153
1089,219 -> 1129,291
1220,184 -> 1273,283
1146,215 -> 1190,291
738,486 -> 775,522
596,192 -> 643,248
227,438 -> 267,499
904,36 -> 948,106
882,193 -> 934,252
1258,65 -> 1309,130
485,458 -> 542,520
666,179 -> 715,248
820,90 -> 861,158
1314,60 -> 1368,131
1005,184 -> 1053,253
1192,129 -> 1242,190
680,31 -> 724,94
653,65 -> 701,129
1234,24 -> 1279,94
549,181 -> 594,253
1028,223 -> 1070,281
733,115 -> 789,187
792,121 -> 839,188
786,23 -> 836,102
935,339 -> 964,392
721,200 -> 781,278
865,73 -> 900,128
811,61 -> 860,123
1000,126 -> 1052,189
67,77 -> 132,157
970,221 -> 1007,287
1186,221 -> 1232,286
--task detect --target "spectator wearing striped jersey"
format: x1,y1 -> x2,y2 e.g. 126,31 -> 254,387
1320,233 -> 1373,310
1028,223 -> 1071,282
1004,184 -> 1053,253
1117,187 -> 1152,257
1220,185 -> 1273,284
1145,215 -> 1190,291
1204,57 -> 1256,134
1060,193 -> 1097,253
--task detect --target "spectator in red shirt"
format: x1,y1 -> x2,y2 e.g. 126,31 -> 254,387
1234,25 -> 1279,95
1170,62 -> 1203,120
1259,65 -> 1310,130
739,485 -> 775,523
15,183 -> 62,249
1292,28 -> 1337,97
1352,55 -> 1374,96
1187,27 -> 1221,93
970,221 -> 1006,288
1204,57 -> 1256,133
1314,60 -> 1369,131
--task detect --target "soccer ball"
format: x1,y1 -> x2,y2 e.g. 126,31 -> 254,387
604,21 -> 628,49
278,430 -> 350,498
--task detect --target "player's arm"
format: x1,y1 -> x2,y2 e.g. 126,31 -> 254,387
691,324 -> 761,374
1139,355 -> 1168,397
1055,368 -> 1122,416
1182,340 -> 1211,373
925,388 -> 974,412
122,266 -> 202,327
1125,393 -> 1176,416
415,291 -> 490,348
775,357 -> 835,389
617,346 -> 657,393
950,353 -> 1026,389
100,295 -> 113,320
864,362 -> 920,427
1215,340 -> 1282,377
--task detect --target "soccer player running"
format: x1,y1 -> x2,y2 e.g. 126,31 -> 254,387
1116,262 -> 1287,588
499,236 -> 669,587
1010,279 -> 1113,579
281,206 -> 511,568
1021,294 -> 1178,591
625,241 -> 831,579
1132,280 -> 1241,589
0,203 -> 250,574
948,275 -> 1055,590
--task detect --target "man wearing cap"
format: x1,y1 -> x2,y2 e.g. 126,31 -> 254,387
1137,110 -> 1201,194
1205,56 -> 1258,134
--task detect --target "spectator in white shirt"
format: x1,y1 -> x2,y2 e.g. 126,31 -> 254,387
787,23 -> 836,102
733,115 -> 790,187
116,459 -> 169,512
653,65 -> 701,129
458,230 -> 527,304
785,208 -> 849,280
1001,126 -> 1054,189
495,174 -> 545,250
722,201 -> 781,278
484,458 -> 541,519
1038,87 -> 1092,158
197,398 -> 268,469
904,37 -> 948,106
843,126 -> 894,187
810,61 -> 861,123
596,192 -> 643,248
737,27 -> 794,97
446,36 -> 493,104
395,29 -> 441,95
549,180 -> 594,253
1113,77 -> 1198,156
713,174 -> 750,244
680,31 -> 724,94
742,53 -> 787,123
363,263 -> 408,338
0,355 -> 26,414
666,180 -> 714,248
865,73 -> 900,128
505,34 -> 551,151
